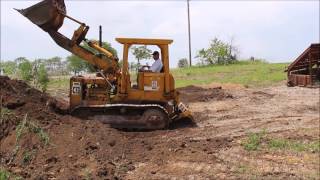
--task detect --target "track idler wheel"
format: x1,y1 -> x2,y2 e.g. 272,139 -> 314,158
142,108 -> 169,130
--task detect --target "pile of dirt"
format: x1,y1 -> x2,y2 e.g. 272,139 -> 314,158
177,85 -> 233,103
0,76 -> 122,179
0,76 -> 60,139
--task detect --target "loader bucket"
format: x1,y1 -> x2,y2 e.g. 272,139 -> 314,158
15,0 -> 66,32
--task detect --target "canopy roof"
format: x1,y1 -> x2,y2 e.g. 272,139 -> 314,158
116,38 -> 173,45
287,43 -> 320,72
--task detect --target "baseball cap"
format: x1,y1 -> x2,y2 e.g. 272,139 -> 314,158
152,51 -> 159,55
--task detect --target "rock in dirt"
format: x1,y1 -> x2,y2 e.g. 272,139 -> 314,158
108,140 -> 116,147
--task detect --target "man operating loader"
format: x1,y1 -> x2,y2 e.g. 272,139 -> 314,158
140,51 -> 163,73
150,51 -> 163,72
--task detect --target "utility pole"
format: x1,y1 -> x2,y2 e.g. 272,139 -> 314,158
99,25 -> 102,47
187,0 -> 192,66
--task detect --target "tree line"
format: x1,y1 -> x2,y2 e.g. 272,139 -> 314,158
0,40 -> 119,91
123,38 -> 240,69
0,37 -> 241,89
67,41 -> 118,75
0,57 -> 50,91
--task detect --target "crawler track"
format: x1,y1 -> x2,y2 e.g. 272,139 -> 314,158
70,104 -> 171,130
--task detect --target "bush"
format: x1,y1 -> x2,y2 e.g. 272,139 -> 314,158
17,60 -> 32,81
36,64 -> 49,92
177,58 -> 189,68
195,37 -> 239,65
1,61 -> 16,76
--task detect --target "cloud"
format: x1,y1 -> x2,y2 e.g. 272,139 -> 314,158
189,1 -> 319,61
1,0 -> 319,67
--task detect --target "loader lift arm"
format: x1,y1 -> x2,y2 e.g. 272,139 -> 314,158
15,0 -> 119,74
48,24 -> 119,74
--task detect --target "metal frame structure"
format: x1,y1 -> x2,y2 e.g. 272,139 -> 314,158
286,43 -> 320,87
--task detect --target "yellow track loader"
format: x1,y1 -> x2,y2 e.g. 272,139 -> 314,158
16,0 -> 193,129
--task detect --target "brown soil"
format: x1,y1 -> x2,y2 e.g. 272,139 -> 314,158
1,76 -> 319,179
177,85 -> 234,102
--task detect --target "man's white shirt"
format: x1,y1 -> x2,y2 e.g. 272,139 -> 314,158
150,59 -> 163,72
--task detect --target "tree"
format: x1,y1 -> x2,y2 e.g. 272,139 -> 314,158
1,61 -> 17,75
83,41 -> 118,72
46,56 -> 62,73
177,58 -> 189,68
16,58 -> 32,81
195,37 -> 239,65
129,61 -> 139,72
207,38 -> 229,64
67,55 -> 87,75
227,36 -> 239,64
36,64 -> 49,92
131,45 -> 152,65
14,57 -> 28,65
84,41 -> 118,58
195,48 -> 207,66
67,40 -> 118,73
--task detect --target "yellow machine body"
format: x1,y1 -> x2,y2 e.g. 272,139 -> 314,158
17,0 -> 192,129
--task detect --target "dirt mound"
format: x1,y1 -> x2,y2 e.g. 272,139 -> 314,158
0,76 -> 59,139
0,76 -> 122,179
177,85 -> 233,103
201,82 -> 246,90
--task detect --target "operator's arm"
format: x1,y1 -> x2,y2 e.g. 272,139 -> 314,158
150,60 -> 163,73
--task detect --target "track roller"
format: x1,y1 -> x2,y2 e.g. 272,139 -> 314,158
142,108 -> 169,130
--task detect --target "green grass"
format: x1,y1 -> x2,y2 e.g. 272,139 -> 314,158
0,108 -> 11,116
172,61 -> 288,88
10,114 -> 49,166
84,168 -> 93,180
236,165 -> 250,174
268,139 -> 320,152
0,169 -> 10,180
27,116 -> 50,145
242,130 -> 320,152
0,168 -> 22,180
47,76 -> 69,90
22,151 -> 33,165
0,108 -> 12,124
242,130 -> 266,151
16,115 -> 50,146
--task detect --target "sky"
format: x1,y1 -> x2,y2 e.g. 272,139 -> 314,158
1,0 -> 319,67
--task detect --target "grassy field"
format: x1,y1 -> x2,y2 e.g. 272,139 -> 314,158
47,76 -> 70,89
47,61 -> 289,92
173,61 -> 288,88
